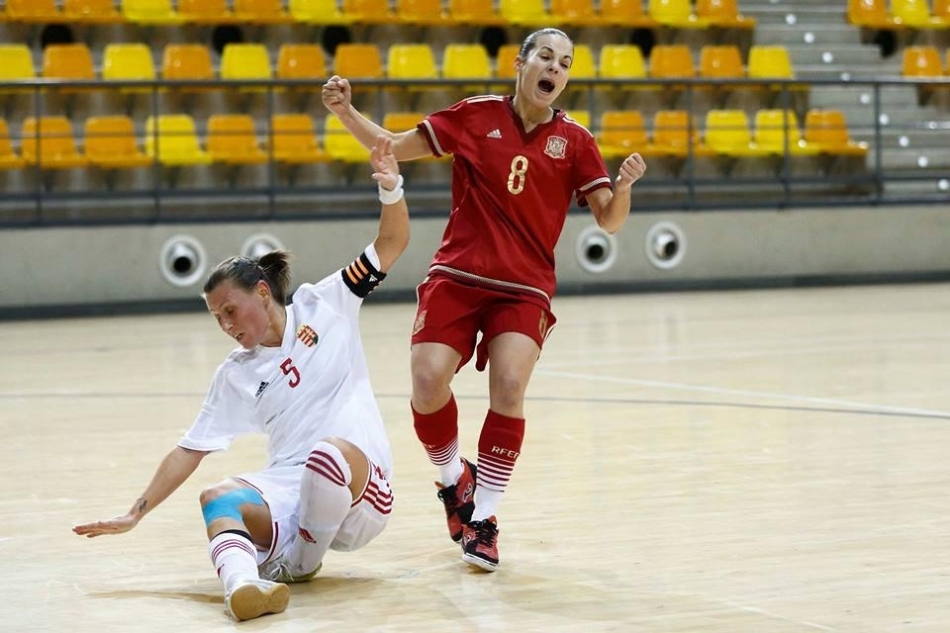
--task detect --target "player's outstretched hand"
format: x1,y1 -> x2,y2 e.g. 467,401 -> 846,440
322,75 -> 352,116
615,152 -> 647,190
73,513 -> 139,538
371,136 -> 400,192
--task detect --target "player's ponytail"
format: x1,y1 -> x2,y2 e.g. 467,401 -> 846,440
203,250 -> 292,305
258,251 -> 292,305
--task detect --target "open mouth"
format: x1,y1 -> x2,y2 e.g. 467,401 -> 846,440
538,79 -> 555,94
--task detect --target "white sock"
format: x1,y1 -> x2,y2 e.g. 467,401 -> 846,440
208,531 -> 259,596
471,487 -> 503,522
439,446 -> 464,486
286,441 -> 354,576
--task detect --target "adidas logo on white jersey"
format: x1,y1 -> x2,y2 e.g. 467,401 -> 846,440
486,129 -> 502,139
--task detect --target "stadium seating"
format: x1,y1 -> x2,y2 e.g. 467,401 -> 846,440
324,115 -> 372,162
448,0 -> 504,25
0,45 -> 36,92
890,0 -> 948,27
63,0 -> 124,23
178,0 -> 238,23
598,110 -> 650,158
288,0 -> 352,24
5,0 -> 63,22
21,116 -> 88,169
220,44 -> 273,92
803,109 -> 869,156
42,44 -> 97,92
84,115 -> 153,169
268,114 -> 329,164
648,0 -> 707,27
500,0 -> 556,25
145,114 -> 212,165
0,120 -> 26,170
396,0 -> 456,26
277,44 -> 328,87
233,0 -> 293,23
207,115 -> 269,164
695,0 -> 756,29
752,110 -> 820,156
600,0 -> 658,27
333,44 -> 385,84
847,0 -> 899,28
102,43 -> 157,92
701,109 -> 770,157
121,0 -> 182,24
161,44 -> 215,91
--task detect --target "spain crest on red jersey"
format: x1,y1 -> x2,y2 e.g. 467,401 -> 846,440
544,136 -> 567,159
296,324 -> 318,347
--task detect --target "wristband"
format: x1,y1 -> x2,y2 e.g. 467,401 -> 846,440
378,175 -> 404,205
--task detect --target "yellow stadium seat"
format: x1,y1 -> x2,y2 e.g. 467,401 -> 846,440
220,43 -> 273,91
0,119 -> 26,170
753,109 -> 820,156
289,0 -> 352,24
333,44 -> 384,82
121,0 -> 183,24
277,44 -> 327,89
565,109 -> 591,129
42,44 -> 96,91
598,110 -> 649,158
695,0 -> 756,28
102,43 -> 157,92
64,0 -> 124,23
747,45 -> 805,95
0,44 -> 36,91
570,44 -> 597,82
448,0 -> 504,25
599,44 -> 647,85
84,115 -> 153,169
5,0 -> 63,22
324,115 -> 371,163
207,115 -> 269,164
396,0 -> 455,25
701,109 -> 770,157
891,0 -> 947,26
233,0 -> 293,23
600,0 -> 658,27
145,114 -> 212,165
648,0 -> 707,27
21,116 -> 88,169
442,44 -> 493,93
161,44 -> 215,90
178,0 -> 238,23
269,114 -> 329,163
500,0 -> 557,25
387,44 -> 439,85
803,109 -> 868,156
343,0 -> 398,23
848,0 -> 899,28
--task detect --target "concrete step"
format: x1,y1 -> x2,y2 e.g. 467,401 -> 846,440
753,25 -> 863,46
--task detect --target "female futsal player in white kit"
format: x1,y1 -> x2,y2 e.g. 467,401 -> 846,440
73,136 -> 409,622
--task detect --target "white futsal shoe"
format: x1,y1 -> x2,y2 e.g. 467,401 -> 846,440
224,579 -> 290,622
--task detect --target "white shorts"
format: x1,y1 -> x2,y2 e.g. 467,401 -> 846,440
235,458 -> 393,566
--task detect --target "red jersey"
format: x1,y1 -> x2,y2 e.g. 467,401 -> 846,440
418,95 -> 611,304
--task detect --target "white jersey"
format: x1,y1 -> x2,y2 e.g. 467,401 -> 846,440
179,244 -> 393,477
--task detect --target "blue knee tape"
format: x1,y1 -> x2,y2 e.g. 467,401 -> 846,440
202,488 -> 264,526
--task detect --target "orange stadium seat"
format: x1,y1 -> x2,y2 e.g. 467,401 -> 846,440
382,111 -> 426,133
598,110 -> 649,159
550,0 -> 604,26
0,119 -> 26,170
495,44 -> 520,86
268,114 -> 329,163
5,0 -> 63,22
207,115 -> 269,164
695,0 -> 756,28
753,109 -> 820,156
599,0 -> 658,27
21,116 -> 88,169
84,115 -> 153,169
233,0 -> 293,23
42,44 -> 97,91
396,0 -> 455,26
121,0 -> 183,24
64,0 -> 124,23
289,0 -> 352,24
277,44 -> 327,89
161,44 -> 216,90
448,0 -> 504,25
652,110 -> 705,157
803,109 -> 868,156
935,0 -> 950,22
145,114 -> 212,165
343,0 -> 398,23
902,45 -> 943,77
698,45 -> 744,100
333,44 -> 384,84
847,0 -> 898,28
178,0 -> 238,23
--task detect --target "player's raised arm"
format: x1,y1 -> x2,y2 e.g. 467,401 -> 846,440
72,445 -> 207,537
370,136 -> 410,273
587,152 -> 648,234
322,75 -> 431,161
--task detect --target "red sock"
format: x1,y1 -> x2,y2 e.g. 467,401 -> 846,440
412,394 -> 459,468
476,410 -> 525,494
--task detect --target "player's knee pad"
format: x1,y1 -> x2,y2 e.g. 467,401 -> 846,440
201,487 -> 264,527
303,441 -> 353,491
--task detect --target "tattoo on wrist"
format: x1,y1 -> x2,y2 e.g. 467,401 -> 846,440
136,498 -> 148,514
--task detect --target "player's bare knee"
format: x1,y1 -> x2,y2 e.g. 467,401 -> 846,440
199,481 -> 235,507
490,373 -> 528,410
411,367 -> 451,405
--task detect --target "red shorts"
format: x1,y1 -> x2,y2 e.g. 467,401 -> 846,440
411,275 -> 557,372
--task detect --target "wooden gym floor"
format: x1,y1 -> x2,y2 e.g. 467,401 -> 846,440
4,282 -> 949,632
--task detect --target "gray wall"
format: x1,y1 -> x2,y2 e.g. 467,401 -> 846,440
2,204 -> 949,317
